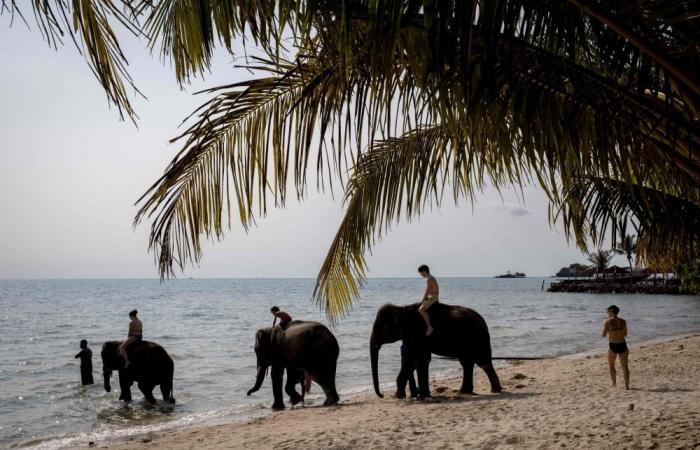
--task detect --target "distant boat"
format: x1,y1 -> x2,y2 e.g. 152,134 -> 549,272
495,271 -> 526,278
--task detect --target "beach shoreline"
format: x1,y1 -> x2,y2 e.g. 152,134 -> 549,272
74,332 -> 700,449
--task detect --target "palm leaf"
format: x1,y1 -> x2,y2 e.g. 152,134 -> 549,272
4,0 -> 143,119
555,176 -> 700,272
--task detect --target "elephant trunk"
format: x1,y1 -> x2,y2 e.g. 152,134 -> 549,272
247,365 -> 266,396
370,336 -> 383,398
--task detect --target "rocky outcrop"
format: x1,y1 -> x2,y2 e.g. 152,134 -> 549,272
547,280 -> 680,294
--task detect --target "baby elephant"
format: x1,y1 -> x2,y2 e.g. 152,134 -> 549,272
247,321 -> 339,410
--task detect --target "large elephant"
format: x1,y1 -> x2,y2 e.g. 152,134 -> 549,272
101,341 -> 175,404
247,321 -> 340,410
370,303 -> 502,398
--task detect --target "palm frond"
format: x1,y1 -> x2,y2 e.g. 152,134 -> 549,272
134,59 -> 334,276
3,0 -> 143,119
10,0 -> 697,317
312,117 -> 535,319
556,177 -> 700,272
312,126 -> 453,320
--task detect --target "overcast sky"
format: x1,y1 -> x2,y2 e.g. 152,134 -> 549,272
0,20 -> 628,279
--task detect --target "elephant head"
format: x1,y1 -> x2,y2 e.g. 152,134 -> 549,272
369,304 -> 405,398
100,341 -> 123,393
247,329 -> 272,396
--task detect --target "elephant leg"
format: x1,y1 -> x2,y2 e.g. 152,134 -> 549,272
118,371 -> 132,402
160,380 -> 175,404
408,370 -> 418,398
478,360 -> 503,393
395,368 -> 408,399
395,357 -> 416,399
138,382 -> 157,404
284,369 -> 303,406
415,359 -> 431,398
270,365 -> 285,410
315,367 -> 339,406
459,359 -> 475,394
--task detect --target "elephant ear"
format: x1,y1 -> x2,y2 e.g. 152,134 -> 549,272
254,329 -> 271,351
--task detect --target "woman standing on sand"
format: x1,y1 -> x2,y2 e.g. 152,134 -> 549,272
602,305 -> 630,389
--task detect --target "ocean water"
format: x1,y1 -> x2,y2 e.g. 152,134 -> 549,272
1,278 -> 699,449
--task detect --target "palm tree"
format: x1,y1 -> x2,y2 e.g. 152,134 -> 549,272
614,234 -> 638,272
7,1 -> 700,319
586,250 -> 613,279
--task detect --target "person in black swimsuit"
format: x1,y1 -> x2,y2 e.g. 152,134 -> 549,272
602,305 -> 630,389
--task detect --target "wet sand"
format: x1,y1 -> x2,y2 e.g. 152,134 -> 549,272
91,334 -> 700,449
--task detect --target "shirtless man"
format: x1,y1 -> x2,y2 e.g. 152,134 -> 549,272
271,306 -> 293,329
418,265 -> 439,336
119,310 -> 142,368
602,305 -> 630,389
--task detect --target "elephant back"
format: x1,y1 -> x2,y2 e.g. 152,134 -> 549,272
281,321 -> 339,362
408,302 -> 494,360
127,340 -> 174,376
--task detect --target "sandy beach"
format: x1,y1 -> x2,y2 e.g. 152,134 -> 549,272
88,334 -> 700,450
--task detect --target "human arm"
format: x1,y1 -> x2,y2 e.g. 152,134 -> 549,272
623,320 -> 628,338
272,314 -> 278,327
75,350 -> 82,359
601,320 -> 609,338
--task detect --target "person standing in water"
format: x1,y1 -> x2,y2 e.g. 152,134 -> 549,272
74,339 -> 94,385
418,265 -> 439,336
602,305 -> 630,389
119,310 -> 142,368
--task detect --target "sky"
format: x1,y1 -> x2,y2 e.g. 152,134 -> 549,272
0,17 -> 629,279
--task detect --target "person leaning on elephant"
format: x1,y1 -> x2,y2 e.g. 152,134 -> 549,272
119,309 -> 142,367
271,306 -> 292,329
418,265 -> 439,336
247,321 -> 340,409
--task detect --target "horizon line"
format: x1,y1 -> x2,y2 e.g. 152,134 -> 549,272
0,275 -> 553,280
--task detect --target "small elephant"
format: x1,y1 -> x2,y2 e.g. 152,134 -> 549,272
247,321 -> 340,410
370,302 -> 502,398
101,340 -> 175,404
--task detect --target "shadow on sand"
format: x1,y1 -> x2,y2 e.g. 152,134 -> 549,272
629,387 -> 694,393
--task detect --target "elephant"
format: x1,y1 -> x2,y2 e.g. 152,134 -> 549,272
370,302 -> 502,399
101,340 -> 175,404
247,321 -> 340,410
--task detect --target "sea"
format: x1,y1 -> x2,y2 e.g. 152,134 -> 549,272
1,277 -> 699,449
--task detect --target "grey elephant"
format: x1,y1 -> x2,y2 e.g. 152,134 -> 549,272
370,302 -> 502,398
101,340 -> 175,404
247,321 -> 340,410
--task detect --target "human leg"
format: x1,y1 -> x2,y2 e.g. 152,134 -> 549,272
418,302 -> 434,336
619,350 -> 630,389
119,337 -> 135,367
607,349 -> 618,386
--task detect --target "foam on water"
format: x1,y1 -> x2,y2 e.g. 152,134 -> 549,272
1,278 -> 698,449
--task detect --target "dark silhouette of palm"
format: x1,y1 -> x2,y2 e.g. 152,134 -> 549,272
614,235 -> 638,272
587,250 -> 613,278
